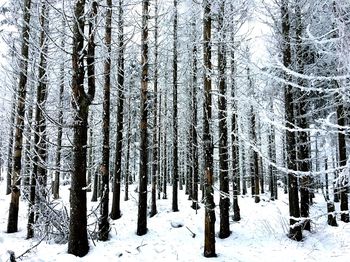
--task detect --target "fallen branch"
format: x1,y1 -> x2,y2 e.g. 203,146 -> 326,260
186,226 -> 196,238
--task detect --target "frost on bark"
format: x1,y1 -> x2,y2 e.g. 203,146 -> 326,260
137,0 -> 150,236
68,0 -> 97,257
203,0 -> 216,257
111,0 -> 125,221
150,0 -> 159,218
281,0 -> 302,241
218,0 -> 230,239
27,1 -> 49,239
7,0 -> 32,234
99,0 -> 111,241
172,0 -> 179,213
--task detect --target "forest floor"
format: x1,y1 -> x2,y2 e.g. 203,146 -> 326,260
0,180 -> 349,262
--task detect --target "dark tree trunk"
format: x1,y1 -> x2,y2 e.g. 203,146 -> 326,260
162,94 -> 168,200
27,1 -> 49,239
6,87 -> 16,196
7,0 -> 32,234
190,10 -> 199,210
251,111 -> 260,203
111,0 -> 125,221
203,0 -> 216,257
137,0 -> 150,236
53,17 -> 66,200
172,0 -> 179,213
218,0 -> 230,239
68,1 -> 96,257
86,113 -> 93,193
281,0 -> 302,241
268,106 -> 278,201
150,0 -> 159,218
23,92 -> 33,199
295,3 -> 311,231
125,97 -> 132,201
325,159 -> 329,201
337,101 -> 349,223
230,20 -> 240,219
327,201 -> 338,227
99,0 -> 111,241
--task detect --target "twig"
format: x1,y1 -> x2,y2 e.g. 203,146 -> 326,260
15,233 -> 47,260
186,226 -> 196,238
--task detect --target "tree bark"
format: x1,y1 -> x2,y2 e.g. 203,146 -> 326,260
137,0 -> 150,236
99,0 -> 111,241
172,0 -> 179,213
150,0 -> 159,218
189,1 -> 199,211
53,16 -> 66,200
281,0 -> 302,241
68,0 -> 96,256
27,1 -> 49,239
295,2 -> 311,231
203,0 -> 216,257
111,0 -> 125,221
7,0 -> 32,234
218,0 -> 230,239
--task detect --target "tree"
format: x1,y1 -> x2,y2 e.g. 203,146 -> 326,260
27,0 -> 49,239
99,0 -> 112,241
203,0 -> 216,257
281,0 -> 302,241
68,0 -> 97,256
137,0 -> 150,236
294,1 -> 311,231
7,0 -> 32,234
172,0 -> 179,213
150,0 -> 159,218
190,0 -> 199,211
229,1 -> 240,221
53,16 -> 66,200
111,0 -> 125,221
218,0 -> 230,239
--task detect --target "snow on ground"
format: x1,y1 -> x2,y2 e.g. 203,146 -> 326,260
0,179 -> 349,262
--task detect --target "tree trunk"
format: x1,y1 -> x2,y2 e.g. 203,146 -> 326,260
53,15 -> 66,200
99,0 -> 111,241
218,0 -> 230,239
172,0 -> 179,213
150,0 -> 159,218
203,0 -> 216,257
137,0 -> 150,236
251,111 -> 260,203
68,0 -> 96,257
7,0 -> 32,234
295,2 -> 311,231
6,87 -> 16,196
111,0 -> 125,221
281,0 -> 302,241
162,94 -> 168,200
27,1 -> 49,239
337,101 -> 349,223
125,97 -> 132,201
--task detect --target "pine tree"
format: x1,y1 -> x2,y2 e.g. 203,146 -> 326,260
203,0 -> 216,257
111,0 -> 125,220
137,0 -> 150,236
172,0 -> 179,213
7,0 -> 32,234
99,0 -> 112,240
218,0 -> 230,239
150,0 -> 159,218
68,0 -> 97,256
281,0 -> 302,241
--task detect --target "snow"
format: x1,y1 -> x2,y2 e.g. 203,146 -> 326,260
0,181 -> 350,262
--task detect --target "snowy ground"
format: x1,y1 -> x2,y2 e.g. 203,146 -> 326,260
0,180 -> 349,262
